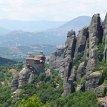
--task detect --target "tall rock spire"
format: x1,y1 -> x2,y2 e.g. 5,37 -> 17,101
62,30 -> 76,96
104,13 -> 107,61
86,14 -> 103,72
104,13 -> 107,36
49,13 -> 105,96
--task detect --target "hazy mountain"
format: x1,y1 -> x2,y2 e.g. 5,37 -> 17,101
32,16 -> 91,45
0,16 -> 91,60
0,16 -> 91,46
58,16 -> 91,32
31,16 -> 91,45
0,27 -> 10,35
0,19 -> 65,33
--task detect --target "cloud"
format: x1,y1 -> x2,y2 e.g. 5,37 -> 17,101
0,0 -> 106,21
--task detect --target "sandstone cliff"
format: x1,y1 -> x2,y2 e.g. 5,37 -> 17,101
50,13 -> 107,107
11,53 -> 46,96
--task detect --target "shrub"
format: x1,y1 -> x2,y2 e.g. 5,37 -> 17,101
52,90 -> 99,107
18,96 -> 42,107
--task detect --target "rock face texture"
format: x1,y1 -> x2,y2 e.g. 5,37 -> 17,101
104,14 -> 107,62
95,84 -> 107,97
10,69 -> 19,91
85,71 -> 102,89
62,30 -> 76,96
86,14 -> 103,72
104,13 -> 107,36
26,53 -> 45,72
76,61 -> 85,82
11,67 -> 35,93
18,67 -> 31,87
98,96 -> 107,107
50,13 -> 107,106
49,47 -> 65,70
74,27 -> 88,58
11,53 -> 46,94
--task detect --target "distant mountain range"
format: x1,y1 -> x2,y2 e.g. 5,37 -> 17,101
0,45 -> 56,61
0,16 -> 91,60
0,20 -> 65,34
0,16 -> 91,46
58,16 -> 91,32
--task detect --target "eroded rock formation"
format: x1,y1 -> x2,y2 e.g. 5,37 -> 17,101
104,13 -> 107,62
50,13 -> 107,106
86,14 -> 103,72
11,53 -> 46,95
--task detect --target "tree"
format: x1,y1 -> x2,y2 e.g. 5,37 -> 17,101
18,96 -> 42,107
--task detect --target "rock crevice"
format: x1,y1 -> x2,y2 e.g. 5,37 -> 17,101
50,14 -> 107,106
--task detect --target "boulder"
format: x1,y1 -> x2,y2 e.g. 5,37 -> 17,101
45,69 -> 51,76
85,71 -> 102,89
98,96 -> 107,107
95,84 -> 107,97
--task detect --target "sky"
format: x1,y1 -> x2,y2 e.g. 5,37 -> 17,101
0,0 -> 107,21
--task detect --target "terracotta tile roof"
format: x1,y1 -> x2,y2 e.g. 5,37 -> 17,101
26,55 -> 45,61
